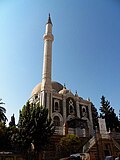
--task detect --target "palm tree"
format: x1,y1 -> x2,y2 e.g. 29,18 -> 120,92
0,99 -> 7,123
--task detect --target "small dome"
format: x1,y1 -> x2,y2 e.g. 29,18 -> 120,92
31,81 -> 63,96
59,88 -> 69,94
59,88 -> 74,96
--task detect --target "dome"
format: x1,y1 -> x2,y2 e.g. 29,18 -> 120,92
31,81 -> 63,96
52,81 -> 63,92
31,83 -> 42,96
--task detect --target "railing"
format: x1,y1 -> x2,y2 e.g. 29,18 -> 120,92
54,126 -> 63,135
101,133 -> 110,139
111,138 -> 120,150
101,132 -> 120,139
83,132 -> 120,153
68,128 -> 75,135
111,132 -> 120,139
83,136 -> 96,152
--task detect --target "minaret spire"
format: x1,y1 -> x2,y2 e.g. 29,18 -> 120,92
47,13 -> 52,25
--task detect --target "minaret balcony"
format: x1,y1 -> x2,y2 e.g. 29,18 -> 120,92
43,34 -> 54,41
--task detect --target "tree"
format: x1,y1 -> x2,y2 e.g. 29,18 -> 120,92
12,102 -> 55,160
91,103 -> 99,130
0,122 -> 11,150
7,114 -> 17,150
100,96 -> 120,132
9,114 -> 16,127
0,105 -> 15,151
0,99 -> 7,123
56,134 -> 82,158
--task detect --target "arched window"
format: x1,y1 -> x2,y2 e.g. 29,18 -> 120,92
82,108 -> 86,113
35,94 -> 38,99
69,99 -> 74,114
70,105 -> 74,113
53,116 -> 60,126
82,107 -> 87,117
55,102 -> 59,111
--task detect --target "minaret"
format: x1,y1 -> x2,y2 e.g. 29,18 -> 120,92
41,14 -> 54,92
41,14 -> 54,116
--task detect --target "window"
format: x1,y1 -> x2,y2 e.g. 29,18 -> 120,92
55,102 -> 59,110
54,100 -> 60,112
69,99 -> 74,114
53,116 -> 60,126
70,105 -> 74,113
82,107 -> 87,117
35,94 -> 38,99
82,108 -> 86,112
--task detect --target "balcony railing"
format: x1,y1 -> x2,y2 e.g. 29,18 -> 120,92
54,126 -> 63,135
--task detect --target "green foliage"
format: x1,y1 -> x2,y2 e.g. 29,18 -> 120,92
0,99 -> 7,123
56,134 -> 82,158
9,114 -> 16,127
100,95 -> 120,132
0,122 -> 11,150
12,102 -> 55,160
0,99 -> 10,150
91,103 -> 99,130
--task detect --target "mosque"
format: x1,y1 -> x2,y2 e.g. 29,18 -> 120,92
29,14 -> 94,138
28,15 -> 120,160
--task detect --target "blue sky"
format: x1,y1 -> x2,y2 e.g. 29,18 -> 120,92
0,0 -> 120,123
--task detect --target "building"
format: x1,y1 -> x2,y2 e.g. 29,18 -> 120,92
29,14 -> 94,138
28,15 -> 120,160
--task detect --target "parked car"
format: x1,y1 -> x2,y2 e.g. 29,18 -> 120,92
59,153 -> 90,160
70,153 -> 90,160
104,156 -> 113,160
